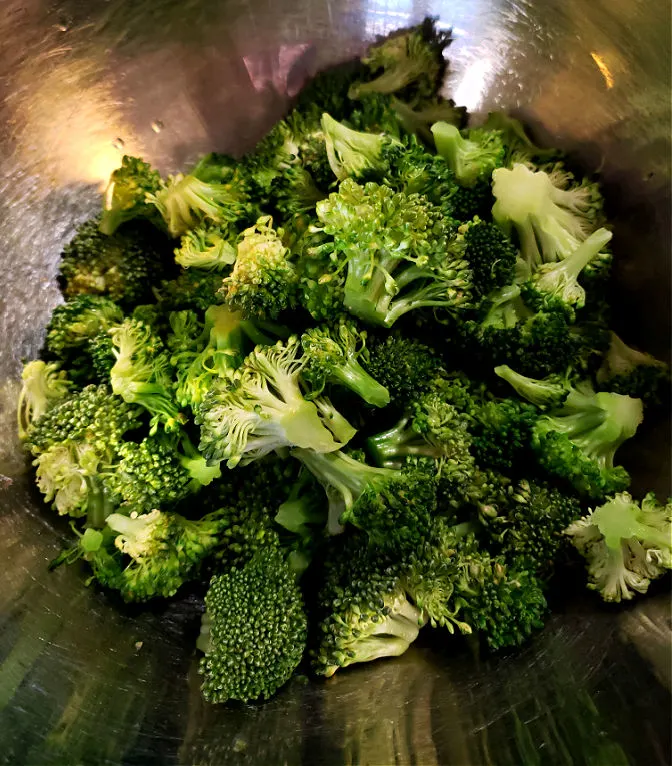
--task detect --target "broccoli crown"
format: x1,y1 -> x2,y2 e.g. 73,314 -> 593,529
432,123 -> 506,187
460,217 -> 517,297
148,167 -> 254,238
312,534 -> 424,677
174,223 -> 237,271
364,334 -> 444,407
198,547 -> 307,702
100,155 -> 162,235
316,179 -> 471,327
220,216 -> 297,319
468,397 -> 539,471
197,337 -> 350,467
346,93 -> 403,138
17,360 -> 72,440
597,332 -> 671,407
25,384 -> 141,457
301,319 -> 390,407
87,331 -> 116,383
270,165 -> 327,218
566,492 -> 671,602
45,295 -> 123,362
60,218 -> 167,307
349,19 -> 452,105
158,269 -> 224,313
34,441 -> 103,519
105,509 -> 223,601
110,318 -> 184,433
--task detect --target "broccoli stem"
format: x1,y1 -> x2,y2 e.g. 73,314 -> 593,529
85,477 -> 115,529
331,358 -> 391,408
495,366 -> 570,409
368,418 -> 441,465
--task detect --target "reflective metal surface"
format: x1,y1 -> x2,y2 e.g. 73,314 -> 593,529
0,1 -> 670,763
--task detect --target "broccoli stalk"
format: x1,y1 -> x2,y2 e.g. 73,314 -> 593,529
566,492 -> 671,602
17,361 -> 71,440
495,364 -> 571,409
431,123 -> 506,186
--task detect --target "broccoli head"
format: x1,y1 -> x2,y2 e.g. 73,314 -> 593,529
17,360 -> 71,440
100,156 -> 162,235
45,295 -> 123,363
432,123 -> 506,187
174,223 -> 237,271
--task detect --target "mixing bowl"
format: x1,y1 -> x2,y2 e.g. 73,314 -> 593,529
0,0 -> 670,763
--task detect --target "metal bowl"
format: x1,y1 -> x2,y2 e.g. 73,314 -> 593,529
0,1 -> 669,763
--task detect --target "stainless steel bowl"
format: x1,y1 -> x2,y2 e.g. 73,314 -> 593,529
0,1 -> 669,763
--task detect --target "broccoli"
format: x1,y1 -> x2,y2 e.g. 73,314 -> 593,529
174,223 -> 237,271
292,447 -> 436,548
157,269 -> 224,313
494,364 -> 572,409
240,119 -> 300,197
432,123 -> 506,186
100,156 -> 162,235
275,472 -> 327,573
346,93 -> 404,138
198,337 -> 353,467
301,319 -> 390,407
460,217 -> 517,298
596,332 -> 670,407
348,19 -> 452,105
198,547 -> 307,703
148,166 -> 253,238
478,112 -> 562,166
270,165 -> 327,218
498,368 -> 644,498
492,164 -> 607,268
87,331 -> 116,383
17,360 -> 71,440
220,215 -> 297,319
44,295 -> 123,363
316,179 -> 472,326
59,218 -> 168,307
391,95 -> 466,146
566,492 -> 671,602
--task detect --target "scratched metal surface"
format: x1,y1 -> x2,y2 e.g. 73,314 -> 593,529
0,0 -> 670,764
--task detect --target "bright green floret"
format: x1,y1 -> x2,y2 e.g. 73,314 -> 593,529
220,215 -> 297,319
432,123 -> 506,187
198,547 -> 308,703
198,337 -> 352,467
460,217 -> 517,298
17,360 -> 71,440
45,295 -> 123,362
174,223 -> 237,271
301,319 -> 390,407
566,492 -> 672,602
100,156 -> 162,235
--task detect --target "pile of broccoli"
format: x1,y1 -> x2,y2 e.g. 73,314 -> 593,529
17,20 -> 670,705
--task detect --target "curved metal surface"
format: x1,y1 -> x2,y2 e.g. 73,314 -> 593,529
0,1 -> 670,764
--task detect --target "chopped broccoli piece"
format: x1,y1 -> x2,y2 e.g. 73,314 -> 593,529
459,217 -> 517,298
157,269 -> 224,313
198,547 -> 307,703
566,492 -> 671,602
174,223 -> 237,271
432,123 -> 506,186
17,360 -> 71,440
45,295 -> 123,363
100,156 -> 162,235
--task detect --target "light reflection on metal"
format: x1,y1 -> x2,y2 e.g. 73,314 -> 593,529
452,58 -> 494,111
590,52 -> 615,89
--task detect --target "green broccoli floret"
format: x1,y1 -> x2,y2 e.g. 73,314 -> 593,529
44,295 -> 123,363
499,369 -> 644,498
220,215 -> 297,319
390,95 -> 466,146
492,163 -> 607,268
198,337 -> 353,467
479,112 -> 562,166
59,218 -> 168,307
198,547 -> 307,703
348,19 -> 452,105
292,447 -> 436,548
596,332 -> 670,407
565,492 -> 671,602
100,156 -> 162,235
432,123 -> 506,187
17,360 -> 71,440
316,179 -> 472,327
363,334 -> 444,407
157,269 -> 224,313
270,165 -> 327,218
110,318 -> 184,433
148,166 -> 254,238
301,319 -> 390,407
494,364 -> 572,409
174,223 -> 237,271
460,217 -> 517,298
346,93 -> 404,138
86,331 -> 116,383
469,397 -> 539,471
241,119 -> 300,197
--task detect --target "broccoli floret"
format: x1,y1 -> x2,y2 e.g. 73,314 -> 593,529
348,19 -> 452,105
391,95 -> 466,146
494,364 -> 572,409
346,93 -> 404,138
363,334 -> 444,407
110,318 -> 184,433
157,269 -> 224,313
294,62 -> 366,122
86,331 -> 116,382
100,156 -> 162,235
148,166 -> 254,238
479,112 -> 562,166
241,119 -> 300,197
301,319 -> 390,407
17,360 -> 71,440
44,295 -> 123,363
59,218 -> 168,307
469,397 -> 539,471
432,123 -> 506,186
499,370 -> 644,498
292,447 -> 436,548
198,337 -> 353,467
220,215 -> 297,319
198,547 -> 307,703
566,492 -> 671,602
492,164 -> 607,268
459,217 -> 517,297
596,332 -> 670,407
316,179 -> 472,326
270,165 -> 327,218
174,223 -> 237,271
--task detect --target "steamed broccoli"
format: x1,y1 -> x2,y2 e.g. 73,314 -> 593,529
174,223 -> 237,271
198,547 -> 307,703
17,360 -> 71,440
45,296 -> 123,363
566,492 -> 671,602
100,156 -> 162,235
432,122 -> 506,186
460,217 -> 517,298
